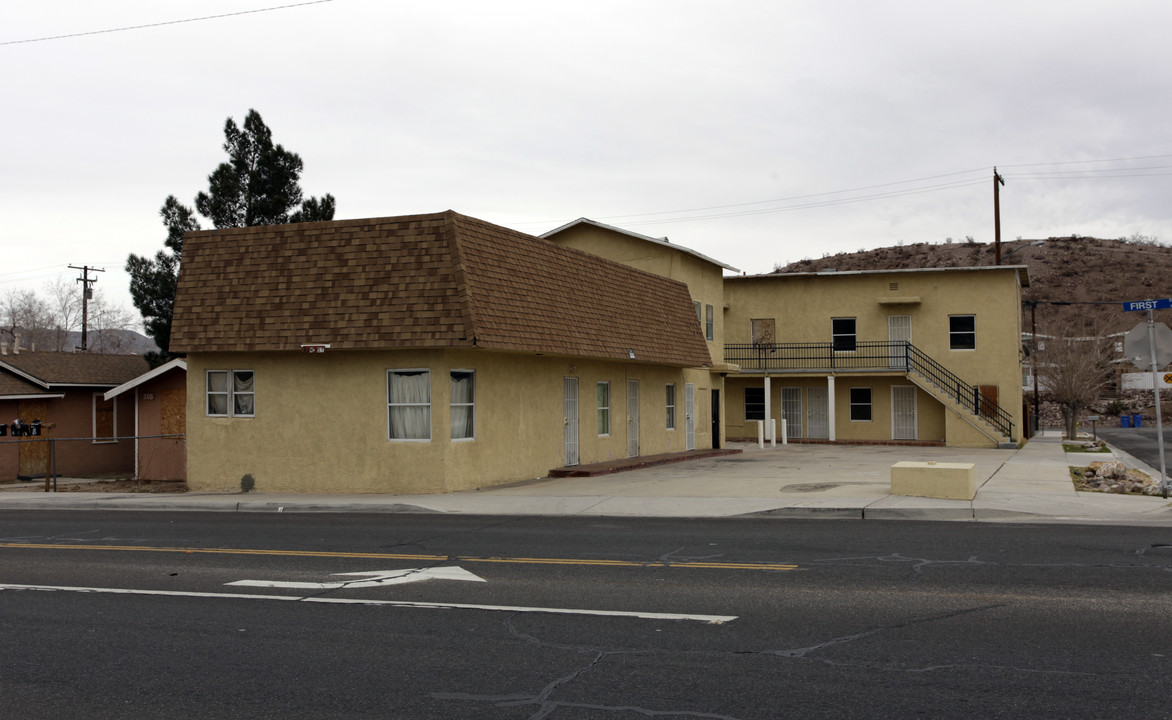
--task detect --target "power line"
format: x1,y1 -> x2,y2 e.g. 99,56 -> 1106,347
0,1 -> 336,46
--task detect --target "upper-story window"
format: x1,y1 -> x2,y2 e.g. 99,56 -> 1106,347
705,304 -> 714,341
950,315 -> 976,350
832,318 -> 857,352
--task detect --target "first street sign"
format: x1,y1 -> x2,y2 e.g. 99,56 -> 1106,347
1123,298 -> 1172,312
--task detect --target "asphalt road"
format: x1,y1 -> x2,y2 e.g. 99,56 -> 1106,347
2,511 -> 1171,719
1097,426 -> 1171,474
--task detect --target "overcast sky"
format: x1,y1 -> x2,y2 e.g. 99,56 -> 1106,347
3,0 -> 1171,321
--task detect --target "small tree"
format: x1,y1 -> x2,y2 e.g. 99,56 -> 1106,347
1036,317 -> 1117,438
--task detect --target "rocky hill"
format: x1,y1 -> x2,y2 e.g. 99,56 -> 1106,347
775,236 -> 1172,336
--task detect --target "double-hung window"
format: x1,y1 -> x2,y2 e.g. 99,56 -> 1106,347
950,315 -> 976,350
849,387 -> 872,421
207,370 -> 255,417
705,304 -> 714,341
388,370 -> 431,440
450,370 -> 475,440
665,384 -> 676,429
745,387 -> 765,421
597,382 -> 610,435
832,318 -> 857,352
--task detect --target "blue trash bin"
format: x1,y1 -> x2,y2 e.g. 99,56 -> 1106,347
1122,416 -> 1132,428
1133,414 -> 1143,428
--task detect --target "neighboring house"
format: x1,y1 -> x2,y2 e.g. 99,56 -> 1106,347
0,350 -> 148,481
104,358 -> 187,481
541,218 -> 741,451
543,222 -> 1028,449
170,211 -> 712,494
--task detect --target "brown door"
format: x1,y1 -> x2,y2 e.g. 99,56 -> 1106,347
978,385 -> 999,420
17,399 -> 48,478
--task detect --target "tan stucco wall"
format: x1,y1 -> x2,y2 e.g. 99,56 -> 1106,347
543,225 -> 730,361
185,349 -> 715,494
723,268 -> 1024,445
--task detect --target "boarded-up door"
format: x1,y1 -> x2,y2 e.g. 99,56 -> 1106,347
17,399 -> 48,478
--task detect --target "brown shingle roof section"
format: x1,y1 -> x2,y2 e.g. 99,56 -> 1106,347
172,211 -> 711,367
0,352 -> 149,387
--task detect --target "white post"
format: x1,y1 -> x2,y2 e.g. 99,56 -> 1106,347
1147,308 -> 1169,496
827,375 -> 837,442
781,418 -> 788,445
764,375 -> 772,442
756,420 -> 764,448
769,419 -> 776,447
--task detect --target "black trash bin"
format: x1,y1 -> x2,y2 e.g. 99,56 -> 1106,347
28,421 -> 42,437
0,423 -> 7,437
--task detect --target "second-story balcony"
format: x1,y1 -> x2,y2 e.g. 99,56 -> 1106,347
725,341 -> 911,373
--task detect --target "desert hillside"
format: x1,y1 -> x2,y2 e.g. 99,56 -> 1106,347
775,236 -> 1172,336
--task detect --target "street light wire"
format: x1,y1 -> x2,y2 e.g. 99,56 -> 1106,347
0,1 -> 336,46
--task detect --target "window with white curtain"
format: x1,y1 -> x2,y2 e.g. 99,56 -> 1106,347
206,370 -> 255,417
450,370 -> 475,440
388,369 -> 431,440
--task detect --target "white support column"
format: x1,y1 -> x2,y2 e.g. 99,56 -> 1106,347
763,375 -> 772,442
827,375 -> 836,442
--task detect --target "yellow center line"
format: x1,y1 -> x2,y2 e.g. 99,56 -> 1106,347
0,542 -> 797,571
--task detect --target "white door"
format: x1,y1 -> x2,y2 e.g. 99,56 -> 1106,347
563,377 -> 579,466
782,387 -> 803,438
888,315 -> 912,369
685,383 -> 696,450
627,379 -> 640,458
806,387 -> 829,439
892,386 -> 917,440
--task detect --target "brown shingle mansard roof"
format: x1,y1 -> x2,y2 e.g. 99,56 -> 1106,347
171,211 -> 712,367
0,352 -> 149,390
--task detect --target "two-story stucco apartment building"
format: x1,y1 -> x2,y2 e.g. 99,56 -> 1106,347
172,211 -> 1027,494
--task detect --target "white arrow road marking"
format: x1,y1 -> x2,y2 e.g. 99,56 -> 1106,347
225,566 -> 485,590
0,583 -> 736,624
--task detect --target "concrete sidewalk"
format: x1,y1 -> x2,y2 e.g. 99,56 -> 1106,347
1,431 -> 1171,525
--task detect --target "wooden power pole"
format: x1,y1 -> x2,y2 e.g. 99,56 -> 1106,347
993,167 -> 1006,264
69,264 -> 104,351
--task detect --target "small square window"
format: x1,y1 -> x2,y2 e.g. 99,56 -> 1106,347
207,370 -> 254,418
950,315 -> 976,350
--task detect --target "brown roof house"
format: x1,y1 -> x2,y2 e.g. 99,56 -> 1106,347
171,211 -> 712,493
0,349 -> 148,482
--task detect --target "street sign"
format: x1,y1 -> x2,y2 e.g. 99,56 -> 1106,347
1124,322 -> 1172,371
1123,298 -> 1172,312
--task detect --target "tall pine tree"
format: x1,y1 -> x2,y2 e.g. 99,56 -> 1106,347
127,110 -> 335,365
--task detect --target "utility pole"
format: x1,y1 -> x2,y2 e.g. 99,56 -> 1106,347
993,167 -> 1006,265
69,264 -> 104,351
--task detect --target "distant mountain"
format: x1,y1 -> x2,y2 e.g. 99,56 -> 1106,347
774,236 -> 1172,336
64,329 -> 160,355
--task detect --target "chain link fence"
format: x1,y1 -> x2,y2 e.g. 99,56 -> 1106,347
0,435 -> 186,492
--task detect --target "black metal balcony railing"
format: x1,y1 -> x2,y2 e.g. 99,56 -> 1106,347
724,341 -> 1014,439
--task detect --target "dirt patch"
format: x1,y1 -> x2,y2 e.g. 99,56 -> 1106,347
54,479 -> 188,493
